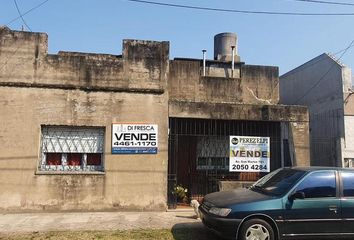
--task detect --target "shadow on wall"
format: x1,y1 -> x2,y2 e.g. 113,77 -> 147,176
171,222 -> 223,240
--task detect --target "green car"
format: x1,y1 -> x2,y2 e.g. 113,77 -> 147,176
199,167 -> 354,240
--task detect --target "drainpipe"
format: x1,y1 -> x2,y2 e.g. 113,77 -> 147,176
202,50 -> 207,77
231,46 -> 235,78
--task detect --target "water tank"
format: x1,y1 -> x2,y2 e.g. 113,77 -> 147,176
214,32 -> 238,61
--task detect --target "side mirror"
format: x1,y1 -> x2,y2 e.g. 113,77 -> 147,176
289,191 -> 305,201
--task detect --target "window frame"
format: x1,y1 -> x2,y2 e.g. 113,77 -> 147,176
37,125 -> 105,174
340,170 -> 354,198
344,158 -> 354,168
290,170 -> 339,199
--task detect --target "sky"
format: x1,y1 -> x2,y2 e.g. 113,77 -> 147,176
1,0 -> 354,75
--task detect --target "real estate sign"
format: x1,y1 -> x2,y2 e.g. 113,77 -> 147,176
112,123 -> 158,154
229,136 -> 270,172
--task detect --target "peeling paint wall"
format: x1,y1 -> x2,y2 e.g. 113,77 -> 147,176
169,60 -> 279,104
290,122 -> 310,166
0,27 -> 310,212
168,59 -> 309,167
169,101 -> 308,122
0,27 -> 169,211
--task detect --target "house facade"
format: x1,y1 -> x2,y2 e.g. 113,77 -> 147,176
0,27 -> 309,211
280,53 -> 353,167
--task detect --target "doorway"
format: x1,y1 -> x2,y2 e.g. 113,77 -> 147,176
167,118 -> 282,208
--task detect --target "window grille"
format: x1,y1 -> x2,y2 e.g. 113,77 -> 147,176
196,136 -> 229,170
39,126 -> 105,172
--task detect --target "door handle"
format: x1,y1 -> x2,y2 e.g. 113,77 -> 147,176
328,205 -> 338,214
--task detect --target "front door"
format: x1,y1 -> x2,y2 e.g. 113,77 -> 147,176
283,170 -> 341,237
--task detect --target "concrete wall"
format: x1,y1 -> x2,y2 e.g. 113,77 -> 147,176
169,60 -> 279,105
169,58 -> 310,167
0,27 -> 169,211
343,65 -> 354,161
169,101 -> 308,122
280,53 -> 346,166
0,27 -> 310,211
344,66 -> 354,115
343,116 -> 354,160
0,28 -> 168,92
281,54 -> 343,107
290,122 -> 310,166
169,101 -> 310,168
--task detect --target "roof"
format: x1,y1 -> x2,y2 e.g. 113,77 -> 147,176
281,53 -> 345,79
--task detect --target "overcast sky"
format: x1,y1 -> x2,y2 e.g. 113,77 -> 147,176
1,0 -> 354,75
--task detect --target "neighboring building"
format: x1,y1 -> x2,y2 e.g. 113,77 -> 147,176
280,53 -> 353,167
0,27 -> 309,211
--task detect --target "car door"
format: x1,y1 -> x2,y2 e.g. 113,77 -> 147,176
340,171 -> 354,234
282,170 -> 341,237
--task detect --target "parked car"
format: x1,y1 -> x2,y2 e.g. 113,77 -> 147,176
199,167 -> 354,240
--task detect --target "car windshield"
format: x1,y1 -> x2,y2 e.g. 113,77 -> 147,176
250,168 -> 306,196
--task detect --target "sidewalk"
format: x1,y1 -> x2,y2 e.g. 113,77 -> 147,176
0,209 -> 202,234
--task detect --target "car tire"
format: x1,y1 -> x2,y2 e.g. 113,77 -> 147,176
238,218 -> 275,240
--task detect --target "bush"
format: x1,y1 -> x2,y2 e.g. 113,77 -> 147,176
172,185 -> 188,202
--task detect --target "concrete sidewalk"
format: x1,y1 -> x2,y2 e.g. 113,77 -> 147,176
0,210 -> 202,234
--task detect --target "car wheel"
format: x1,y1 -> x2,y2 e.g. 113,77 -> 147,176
239,218 -> 275,240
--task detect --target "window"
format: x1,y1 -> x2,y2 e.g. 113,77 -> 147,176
342,171 -> 354,197
344,158 -> 354,168
196,136 -> 229,170
295,171 -> 336,198
46,153 -> 62,165
39,126 -> 105,172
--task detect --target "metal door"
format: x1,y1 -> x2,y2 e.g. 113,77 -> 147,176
167,118 -> 283,208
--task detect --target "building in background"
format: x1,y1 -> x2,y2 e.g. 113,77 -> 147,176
280,53 -> 353,167
0,27 -> 309,212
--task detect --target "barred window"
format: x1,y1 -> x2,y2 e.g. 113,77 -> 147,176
39,126 -> 105,172
196,136 -> 229,170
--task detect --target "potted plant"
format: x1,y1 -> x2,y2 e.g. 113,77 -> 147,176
172,184 -> 188,204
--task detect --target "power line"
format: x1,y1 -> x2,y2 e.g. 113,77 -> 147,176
290,0 -> 354,7
282,42 -> 354,78
294,39 -> 354,104
125,0 -> 354,16
13,0 -> 32,32
6,0 -> 51,26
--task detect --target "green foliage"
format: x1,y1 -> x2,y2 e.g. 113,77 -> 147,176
172,185 -> 188,200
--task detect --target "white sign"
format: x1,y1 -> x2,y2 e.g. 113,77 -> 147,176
229,136 -> 270,172
112,123 -> 158,154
